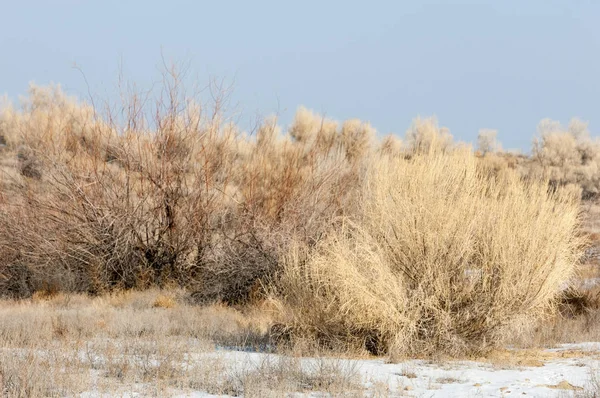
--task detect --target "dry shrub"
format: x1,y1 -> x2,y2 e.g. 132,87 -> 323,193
0,77 -> 592,360
194,105 -> 367,304
558,286 -> 600,318
0,83 -> 367,303
339,119 -> 375,161
476,151 -> 527,177
379,135 -> 403,157
0,77 -> 237,296
532,118 -> 600,200
0,351 -> 87,398
472,118 -> 600,203
271,146 -> 584,356
477,128 -> 501,155
405,116 -> 453,155
288,106 -> 339,153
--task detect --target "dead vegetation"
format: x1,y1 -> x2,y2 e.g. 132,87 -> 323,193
0,74 -> 596,363
271,141 -> 583,357
0,290 -> 368,397
0,78 -> 367,306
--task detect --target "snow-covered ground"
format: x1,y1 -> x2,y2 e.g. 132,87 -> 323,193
156,343 -> 599,397
74,343 -> 599,397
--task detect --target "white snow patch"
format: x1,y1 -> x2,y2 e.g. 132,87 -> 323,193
78,343 -> 600,397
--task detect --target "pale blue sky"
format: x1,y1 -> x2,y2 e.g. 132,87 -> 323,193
1,0 -> 599,150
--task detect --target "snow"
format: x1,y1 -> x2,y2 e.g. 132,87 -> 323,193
357,356 -> 593,397
176,345 -> 596,397
79,343 -> 600,397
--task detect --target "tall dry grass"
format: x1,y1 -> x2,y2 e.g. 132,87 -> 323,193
0,290 -> 365,397
270,143 -> 584,356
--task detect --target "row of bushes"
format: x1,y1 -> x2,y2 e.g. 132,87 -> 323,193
477,118 -> 600,200
0,82 -> 373,301
0,80 -> 586,355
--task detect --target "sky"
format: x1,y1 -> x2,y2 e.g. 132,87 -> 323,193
1,0 -> 599,151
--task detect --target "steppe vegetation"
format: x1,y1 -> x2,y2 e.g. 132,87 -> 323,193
1,73 -> 600,396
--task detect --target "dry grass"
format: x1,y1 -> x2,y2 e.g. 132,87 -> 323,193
0,289 -> 369,396
211,356 -> 363,397
10,289 -> 600,396
152,293 -> 177,309
0,289 -> 272,349
506,287 -> 600,351
570,369 -> 600,398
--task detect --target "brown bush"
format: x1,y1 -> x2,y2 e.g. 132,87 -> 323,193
0,83 -> 365,303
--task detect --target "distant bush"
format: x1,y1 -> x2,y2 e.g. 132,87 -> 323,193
477,129 -> 501,155
271,147 -> 583,356
405,116 -> 453,155
531,118 -> 600,199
